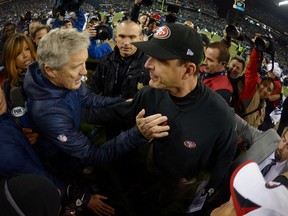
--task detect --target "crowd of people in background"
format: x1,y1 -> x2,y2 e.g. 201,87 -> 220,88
1,0 -> 288,215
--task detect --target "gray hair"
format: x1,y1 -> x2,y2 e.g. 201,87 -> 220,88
37,28 -> 90,71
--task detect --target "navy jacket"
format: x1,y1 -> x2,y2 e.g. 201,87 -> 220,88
0,112 -> 59,187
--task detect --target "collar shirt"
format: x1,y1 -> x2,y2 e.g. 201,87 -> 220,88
259,152 -> 287,181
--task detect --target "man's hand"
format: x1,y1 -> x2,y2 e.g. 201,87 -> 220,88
87,194 -> 115,216
22,128 -> 39,145
85,23 -> 97,38
136,109 -> 170,140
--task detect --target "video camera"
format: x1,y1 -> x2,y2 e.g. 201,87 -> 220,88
94,24 -> 110,41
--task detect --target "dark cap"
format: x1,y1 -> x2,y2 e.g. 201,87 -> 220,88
133,23 -> 204,65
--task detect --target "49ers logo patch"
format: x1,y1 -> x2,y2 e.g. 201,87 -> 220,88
184,141 -> 196,148
265,181 -> 281,189
154,26 -> 171,39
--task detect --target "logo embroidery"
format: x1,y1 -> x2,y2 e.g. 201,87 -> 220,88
186,49 -> 194,56
265,181 -> 281,189
137,82 -> 144,90
11,106 -> 26,117
184,141 -> 196,148
154,26 -> 171,39
57,134 -> 68,142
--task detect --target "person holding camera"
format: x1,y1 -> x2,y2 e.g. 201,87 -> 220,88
86,18 -> 115,60
52,1 -> 86,32
239,35 -> 276,128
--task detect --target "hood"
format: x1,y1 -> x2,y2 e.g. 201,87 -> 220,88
24,61 -> 70,100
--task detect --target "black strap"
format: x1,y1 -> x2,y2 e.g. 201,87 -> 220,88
241,100 -> 264,118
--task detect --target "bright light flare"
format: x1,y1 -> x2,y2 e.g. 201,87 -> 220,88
279,1 -> 288,6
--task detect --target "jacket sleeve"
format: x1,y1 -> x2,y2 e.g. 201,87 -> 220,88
79,83 -> 123,108
37,108 -> 147,166
241,48 -> 261,108
52,16 -> 63,29
80,88 -> 145,126
88,39 -> 112,60
75,8 -> 86,32
130,4 -> 141,23
235,113 -> 263,146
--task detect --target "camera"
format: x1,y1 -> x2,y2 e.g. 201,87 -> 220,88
255,36 -> 275,55
94,24 -> 110,41
225,24 -> 245,40
54,0 -> 84,14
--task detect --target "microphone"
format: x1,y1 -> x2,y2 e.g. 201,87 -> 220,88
10,86 -> 30,128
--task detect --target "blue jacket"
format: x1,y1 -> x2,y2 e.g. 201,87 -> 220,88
0,112 -> 59,187
88,39 -> 113,60
24,62 -> 148,176
52,9 -> 86,32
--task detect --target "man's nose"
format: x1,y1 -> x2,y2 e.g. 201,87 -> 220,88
144,57 -> 153,69
123,38 -> 131,45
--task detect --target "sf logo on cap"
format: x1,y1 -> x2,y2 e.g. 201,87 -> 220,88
154,26 -> 171,39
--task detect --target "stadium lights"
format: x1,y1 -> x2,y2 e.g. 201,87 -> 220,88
279,1 -> 288,6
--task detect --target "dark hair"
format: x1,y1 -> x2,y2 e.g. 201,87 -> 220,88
231,55 -> 246,70
261,77 -> 276,91
31,24 -> 50,40
207,41 -> 230,64
178,59 -> 199,75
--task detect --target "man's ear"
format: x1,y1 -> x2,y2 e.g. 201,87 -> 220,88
183,62 -> 197,79
44,65 -> 57,78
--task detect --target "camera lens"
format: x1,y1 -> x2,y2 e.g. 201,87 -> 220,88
226,25 -> 239,38
255,37 -> 270,52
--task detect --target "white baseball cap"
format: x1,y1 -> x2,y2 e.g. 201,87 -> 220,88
267,62 -> 282,78
230,161 -> 288,216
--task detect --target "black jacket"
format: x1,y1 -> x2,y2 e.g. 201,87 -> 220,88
88,47 -> 149,99
83,82 -> 237,191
